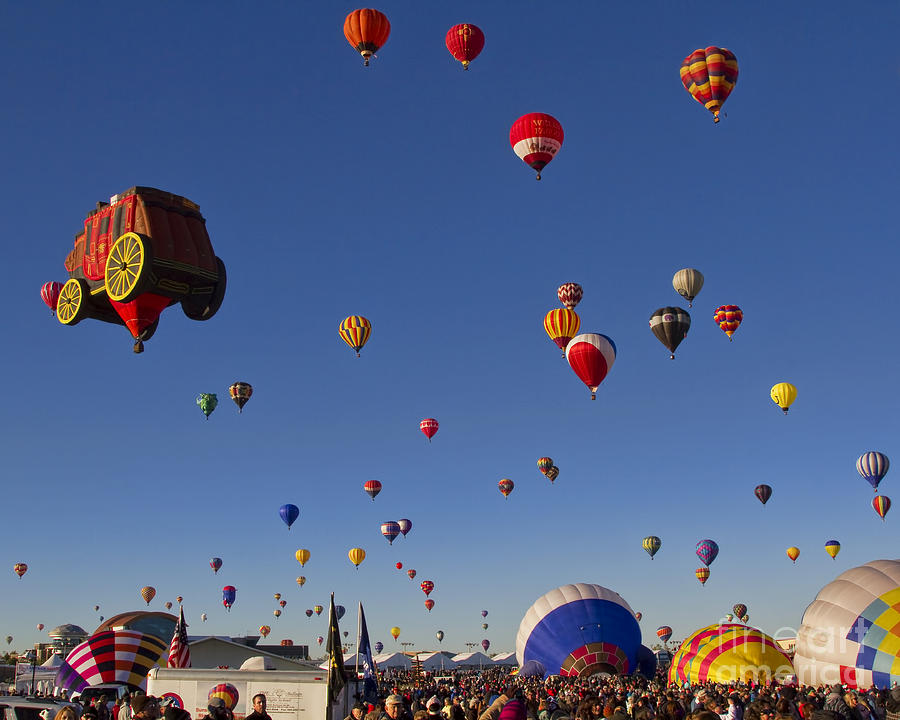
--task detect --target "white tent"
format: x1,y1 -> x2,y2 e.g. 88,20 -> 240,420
41,655 -> 64,668
373,652 -> 411,668
450,651 -> 492,667
491,651 -> 518,666
413,652 -> 456,671
317,652 -> 374,670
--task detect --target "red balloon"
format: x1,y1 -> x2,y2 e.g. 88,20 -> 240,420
420,418 -> 439,441
407,569 -> 417,580
509,113 -> 564,180
565,334 -> 617,400
445,24 -> 484,70
41,282 -> 63,313
395,562 -> 403,570
364,480 -> 382,501
420,580 -> 434,596
424,599 -> 435,612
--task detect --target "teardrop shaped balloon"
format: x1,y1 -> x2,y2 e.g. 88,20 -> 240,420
825,540 -> 841,560
754,484 -> 772,505
656,626 -> 673,643
642,536 -> 661,559
279,504 -> 300,530
420,580 -> 434,596
714,305 -> 743,340
397,519 -> 412,537
296,576 -> 306,587
381,521 -> 401,545
13,563 -> 27,578
201,613 -> 207,622
498,478 -> 514,498
222,585 -> 236,610
339,315 -> 372,356
210,557 -> 223,574
445,23 -> 484,70
725,614 -> 733,622
295,549 -> 310,567
273,609 -> 281,618
164,602 -> 172,610
37,623 -> 44,631
635,613 -> 642,622
343,9 -> 390,67
374,641 -> 383,653
537,457 -> 553,475
228,382 -> 253,412
390,627 -> 401,640
336,605 -> 346,620
672,269 -> 704,307
481,639 -> 490,652
565,333 -> 616,400
305,609 -> 313,618
770,382 -> 797,414
140,586 -> 156,605
407,569 -> 416,580
510,113 -> 564,180
364,480 -> 382,501
696,539 -> 719,567
482,623 -> 488,630
649,307 -> 691,359
279,600 -> 286,609
420,418 -> 439,441
680,47 -> 739,123
94,605 -> 100,612
259,625 -> 270,638
873,495 -> 891,521
41,281 -> 64,313
858,452 -> 890,492
695,567 -> 710,585
314,605 -> 323,616
274,593 -> 282,601
481,610 -> 488,618
348,547 -> 366,568
786,547 -> 800,563
424,599 -> 435,612
176,596 -> 183,604
544,309 -> 581,356
196,393 -> 218,419
435,631 -> 444,643
732,604 -> 747,619
557,283 -> 583,311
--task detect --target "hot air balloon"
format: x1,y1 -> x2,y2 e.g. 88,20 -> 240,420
55,630 -> 170,694
229,382 -> 253,412
482,639 -> 490,652
390,627 -> 400,641
481,610 -> 488,618
296,549 -> 310,566
420,580 -> 434,596
649,307 -> 691,359
222,586 -> 236,610
273,609 -> 281,618
537,457 -> 553,475
510,113 -> 564,180
825,540 -> 841,560
201,613 -> 207,622
656,626 -> 673,644
13,563 -> 27,578
425,599 -> 435,612
343,9 -> 390,67
786,547 -> 800,563
395,562 -> 403,570
281,639 -> 294,646
733,604 -> 747,619
445,23 -> 484,70
397,519 -> 412,537
669,624 -> 792,686
364,480 -> 382,501
305,609 -> 313,618
37,623 -> 44,631
770,382 -> 797,414
349,547 -> 366,568
858,452 -> 890,492
565,333 -> 616,400
375,641 -> 384,653
680,47 -> 739,123
279,600 -> 287,609
794,559 -> 900,687
259,625 -> 270,638
164,602 -> 172,610
515,583 -> 642,677
314,605 -> 323,616
672,269 -> 704,307
725,614 -> 733,622
545,466 -> 560,483
714,305 -> 742,340
274,593 -> 282,601
296,576 -> 306,587
498,478 -> 515,498
93,605 -> 100,612
41,281 -> 64,313
6,636 -> 12,645
210,557 -> 223,574
279,504 -> 300,530
335,605 -> 346,620
343,631 -> 349,639
544,309 -> 581,356
99,616 -> 104,622
482,623 -> 489,630
176,596 -> 182,604
381,521 -> 401,545
696,568 -> 711,585
420,418 -> 439,441
754,484 -> 772,505
196,393 -> 218,419
873,495 -> 891,521
642,536 -> 661,560
635,613 -> 642,621
208,685 -> 239,711
140,586 -> 156,605
557,283 -> 583,311
435,631 -> 444,643
407,569 -> 416,580
339,315 -> 372,356
696,539 -> 719,567
316,635 -> 324,646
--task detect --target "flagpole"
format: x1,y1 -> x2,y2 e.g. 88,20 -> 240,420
356,602 -> 361,683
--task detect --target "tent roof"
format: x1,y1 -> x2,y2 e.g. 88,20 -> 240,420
491,651 -> 518,665
450,651 -> 492,665
373,652 -> 411,668
41,654 -> 64,667
413,652 -> 456,670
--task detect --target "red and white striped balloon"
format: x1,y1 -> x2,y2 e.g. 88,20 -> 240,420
565,333 -> 617,400
557,282 -> 583,310
509,113 -> 564,180
420,418 -> 439,441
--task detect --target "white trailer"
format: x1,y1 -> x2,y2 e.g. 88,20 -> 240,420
146,667 -> 349,720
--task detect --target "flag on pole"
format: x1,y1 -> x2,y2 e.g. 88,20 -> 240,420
169,606 -> 191,668
357,603 -> 377,700
326,593 -> 346,706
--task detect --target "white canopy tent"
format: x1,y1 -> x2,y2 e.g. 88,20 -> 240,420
373,652 -> 411,668
450,651 -> 492,667
413,652 -> 456,671
318,651 -> 375,670
491,651 -> 518,666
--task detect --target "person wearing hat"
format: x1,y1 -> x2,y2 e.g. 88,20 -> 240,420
426,697 -> 442,720
345,703 -> 367,720
824,687 -> 853,720
131,696 -> 161,720
382,695 -> 412,720
205,698 -> 232,720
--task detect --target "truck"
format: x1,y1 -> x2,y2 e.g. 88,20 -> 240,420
146,667 -> 349,720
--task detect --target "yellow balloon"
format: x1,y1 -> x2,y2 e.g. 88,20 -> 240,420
770,382 -> 797,414
786,546 -> 800,563
390,626 -> 401,640
348,547 -> 366,568
295,548 -> 311,566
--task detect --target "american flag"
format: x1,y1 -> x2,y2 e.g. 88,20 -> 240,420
169,606 -> 191,668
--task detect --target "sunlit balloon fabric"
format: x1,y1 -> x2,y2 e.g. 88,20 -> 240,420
445,23 -> 484,70
196,393 -> 218,419
680,47 -> 739,123
714,305 -> 742,340
642,536 -> 661,559
229,382 -> 253,412
420,418 -> 439,441
565,333 -> 616,400
348,547 -> 366,568
696,568 -> 710,585
498,478 -> 514,498
795,559 -> 900,688
510,113 -> 564,180
770,382 -> 797,414
825,540 -> 841,560
873,495 -> 891,520
344,9 -> 390,66
696,539 -> 719,566
339,315 -> 371,356
140,586 -> 156,605
41,281 -> 63,313
515,583 -> 641,678
672,269 -> 703,307
649,307 -> 690,359
544,309 -> 581,355
858,452 -> 890,492
669,624 -> 793,684
55,630 -> 168,693
656,626 -> 672,643
787,547 -> 800,563
557,283 -> 582,310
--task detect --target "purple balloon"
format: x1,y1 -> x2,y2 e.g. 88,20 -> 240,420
481,610 -> 488,618
374,641 -> 383,653
397,519 -> 412,536
481,639 -> 490,652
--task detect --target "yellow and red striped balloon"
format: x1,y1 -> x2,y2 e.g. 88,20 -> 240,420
544,309 -> 580,355
339,316 -> 371,357
680,47 -> 739,123
669,624 -> 793,684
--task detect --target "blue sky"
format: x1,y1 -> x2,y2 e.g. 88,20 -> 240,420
2,1 -> 900,659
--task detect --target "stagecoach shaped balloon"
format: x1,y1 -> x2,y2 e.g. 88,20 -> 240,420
669,624 -> 793,684
795,561 -> 900,687
515,582 -> 642,678
51,186 -> 226,353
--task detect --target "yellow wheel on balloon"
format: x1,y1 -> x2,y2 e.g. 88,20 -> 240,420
105,232 -> 152,302
56,278 -> 88,325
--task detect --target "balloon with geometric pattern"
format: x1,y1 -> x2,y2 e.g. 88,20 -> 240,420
208,684 -> 239,711
680,47 -> 739,123
873,496 -> 891,521
140,586 -> 156,605
338,315 -> 372,356
713,305 -> 743,340
498,478 -> 514,498
55,629 -> 169,693
544,309 -> 581,356
642,536 -> 661,560
557,283 -> 583,311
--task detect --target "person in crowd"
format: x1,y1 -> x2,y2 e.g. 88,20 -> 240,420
131,696 -> 161,720
245,695 -> 272,720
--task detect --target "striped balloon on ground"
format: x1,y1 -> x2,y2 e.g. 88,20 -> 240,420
680,47 -> 739,123
565,333 -> 616,400
510,113 -> 564,180
669,624 -> 793,684
55,630 -> 168,693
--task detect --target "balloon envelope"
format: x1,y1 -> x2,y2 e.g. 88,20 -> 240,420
642,536 -> 661,559
672,268 -> 704,307
339,315 -> 372,355
680,47 -> 739,123
296,549 -> 310,566
397,519 -> 412,536
754,484 -> 772,505
787,547 -> 800,563
140,586 -> 156,605
656,626 -> 673,643
374,642 -> 383,653
714,305 -> 743,339
55,630 -> 169,693
510,113 -> 564,180
381,521 -> 401,544
210,557 -> 222,573
390,627 -> 400,640
420,418 -> 439,441
445,23 -> 484,69
649,307 -> 690,358
364,480 -> 382,500
770,382 -> 798,414
825,541 -> 841,560
858,452 -> 890,492
669,624 -> 793,684
696,539 -> 719,567
565,333 -> 616,400
557,283 -> 583,310
228,382 -> 253,412
279,504 -> 299,529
